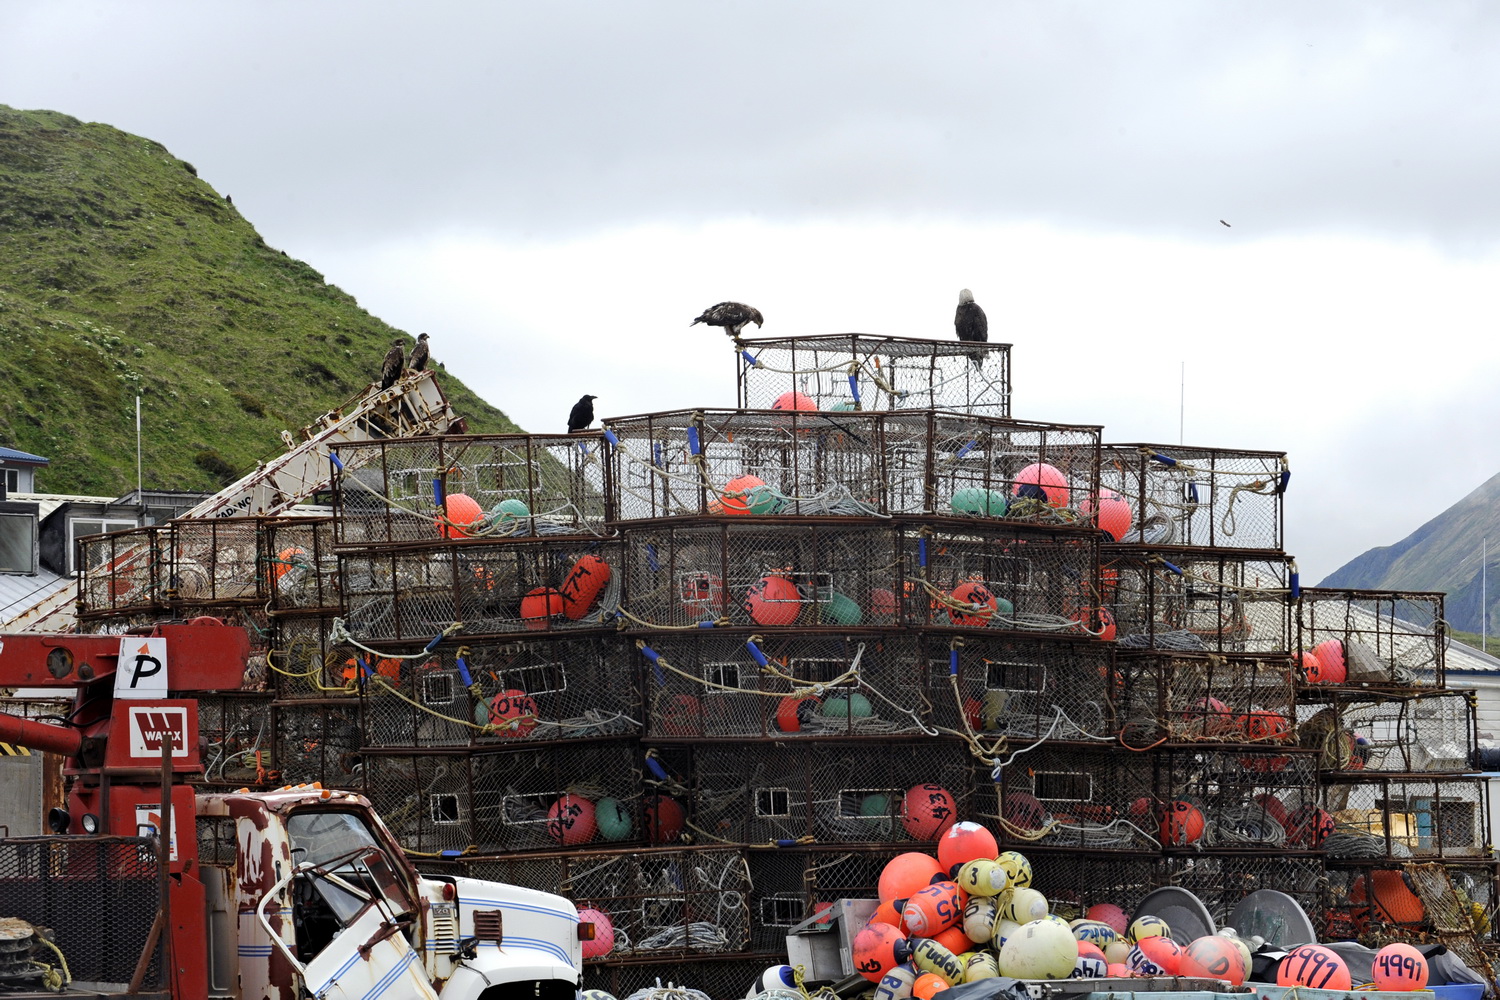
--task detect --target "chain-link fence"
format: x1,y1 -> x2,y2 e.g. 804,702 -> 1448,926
0,836 -> 162,988
1114,652 -> 1296,744
736,334 -> 1011,415
984,745 -> 1156,851
340,538 -> 621,641
1298,691 -> 1477,773
1323,776 -> 1492,861
333,434 -> 612,545
1100,444 -> 1288,551
1104,549 -> 1294,654
1298,589 -> 1446,689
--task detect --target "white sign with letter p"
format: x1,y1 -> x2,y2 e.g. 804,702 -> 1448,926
115,637 -> 169,699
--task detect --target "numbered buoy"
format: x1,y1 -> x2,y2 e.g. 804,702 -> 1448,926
954,858 -> 1008,897
962,896 -> 1003,943
964,952 -> 1000,982
577,907 -> 614,958
901,785 -> 958,840
1069,920 -> 1117,949
545,793 -> 597,845
1126,914 -> 1171,944
560,554 -> 611,619
995,851 -> 1033,889
938,821 -> 999,871
487,689 -> 538,737
1160,800 -> 1206,845
1180,934 -> 1246,985
1128,935 -> 1182,976
1072,941 -> 1109,979
594,797 -> 633,841
901,881 -> 963,937
1372,942 -> 1429,991
948,581 -> 998,627
1277,944 -> 1351,991
854,923 -> 907,982
879,852 -> 945,902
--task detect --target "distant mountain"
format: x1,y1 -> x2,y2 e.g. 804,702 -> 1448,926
1319,470 -> 1500,633
0,105 -> 519,496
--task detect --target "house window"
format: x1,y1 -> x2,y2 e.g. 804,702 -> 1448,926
0,513 -> 36,574
3,469 -> 18,494
68,517 -> 138,573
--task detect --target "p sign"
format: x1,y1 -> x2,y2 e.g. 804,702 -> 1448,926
115,637 -> 168,699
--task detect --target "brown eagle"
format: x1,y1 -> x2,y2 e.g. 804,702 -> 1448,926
410,332 -> 430,372
379,339 -> 405,389
692,301 -> 764,338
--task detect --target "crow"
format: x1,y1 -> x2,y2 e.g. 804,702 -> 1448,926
567,394 -> 598,433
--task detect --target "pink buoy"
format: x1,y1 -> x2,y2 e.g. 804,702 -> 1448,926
1311,638 -> 1347,683
1086,903 -> 1128,935
1372,942 -> 1429,991
772,391 -> 818,412
937,821 -> 999,871
577,907 -> 615,958
546,794 -> 598,845
901,784 -> 958,840
1079,489 -> 1133,541
1011,463 -> 1070,508
1277,945 -> 1352,991
746,575 -> 802,625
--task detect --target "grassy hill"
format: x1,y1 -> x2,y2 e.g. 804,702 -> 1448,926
0,105 -> 519,496
1319,469 -> 1500,633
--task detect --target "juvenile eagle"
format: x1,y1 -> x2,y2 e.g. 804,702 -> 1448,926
567,394 -> 598,433
410,332 -> 430,372
379,339 -> 406,389
692,301 -> 763,338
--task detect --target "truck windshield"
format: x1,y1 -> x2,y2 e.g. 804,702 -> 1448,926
286,811 -> 381,869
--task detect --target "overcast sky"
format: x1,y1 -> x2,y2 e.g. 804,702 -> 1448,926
4,1 -> 1499,581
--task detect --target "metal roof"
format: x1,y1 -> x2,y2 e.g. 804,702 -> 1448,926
0,446 -> 49,465
6,492 -> 122,522
0,567 -> 70,624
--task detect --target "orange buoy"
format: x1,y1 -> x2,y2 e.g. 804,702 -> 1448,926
681,573 -> 724,616
879,852 -> 944,902
775,695 -> 820,732
901,785 -> 958,840
644,794 -> 685,844
1353,870 -> 1426,924
948,581 -> 997,627
1160,800 -> 1206,845
722,474 -> 767,515
931,924 -> 975,957
870,587 -> 898,617
911,973 -> 949,999
772,391 -> 818,412
1277,945 -> 1351,991
1180,935 -> 1246,985
1312,638 -> 1346,681
746,575 -> 801,625
439,492 -> 484,538
559,554 -> 611,619
1085,903 -> 1128,935
520,586 -> 564,629
937,820 -> 999,872
871,898 -> 904,927
1372,942 -> 1429,990
1080,489 -> 1132,541
1128,935 -> 1182,975
853,923 -> 907,982
901,881 -> 964,937
487,689 -> 538,737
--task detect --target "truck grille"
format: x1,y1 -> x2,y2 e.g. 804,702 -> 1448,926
429,903 -> 458,955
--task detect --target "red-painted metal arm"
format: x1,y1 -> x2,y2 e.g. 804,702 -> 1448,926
0,713 -> 82,756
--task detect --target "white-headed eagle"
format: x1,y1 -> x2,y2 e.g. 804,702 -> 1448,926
379,338 -> 406,389
410,332 -> 430,372
955,289 -> 988,367
692,301 -> 763,338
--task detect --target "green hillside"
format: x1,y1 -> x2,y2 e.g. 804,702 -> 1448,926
0,105 -> 519,495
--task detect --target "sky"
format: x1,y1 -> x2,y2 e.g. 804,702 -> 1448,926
4,1 -> 1500,582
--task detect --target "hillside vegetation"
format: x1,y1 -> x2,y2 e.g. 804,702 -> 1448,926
0,105 -> 519,496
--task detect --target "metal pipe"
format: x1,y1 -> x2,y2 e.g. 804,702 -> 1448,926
0,713 -> 83,756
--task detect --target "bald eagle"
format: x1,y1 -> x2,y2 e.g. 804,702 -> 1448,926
692,301 -> 764,338
379,339 -> 405,390
410,332 -> 430,372
955,289 -> 988,368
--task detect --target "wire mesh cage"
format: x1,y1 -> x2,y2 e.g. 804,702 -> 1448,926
619,522 -> 899,630
688,741 -> 976,846
360,636 -> 641,748
1100,444 -> 1288,551
1319,862 -> 1500,966
269,614 -> 361,699
166,518 -> 265,603
900,524 -> 1102,637
1104,549 -> 1294,654
735,334 -> 1011,416
340,538 -> 622,641
984,745 -> 1156,851
1323,776 -> 1492,861
1113,652 -> 1296,744
77,523 -> 167,618
363,741 -> 644,855
273,701 -> 362,787
1298,691 -> 1477,774
78,603 -> 275,693
1157,853 -> 1323,930
198,693 -> 275,786
465,847 -> 754,959
927,634 -> 1114,740
332,433 -> 612,545
0,836 -> 163,989
604,409 -> 1098,522
1154,748 -> 1321,851
1297,589 -> 1446,689
1016,850 -> 1159,920
263,517 -> 340,613
582,955 -> 780,1000
639,633 -> 928,739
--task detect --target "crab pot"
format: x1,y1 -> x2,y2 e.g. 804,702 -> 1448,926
1298,691 -> 1477,773
1104,549 -> 1295,654
361,635 -> 641,748
985,746 -> 1156,851
338,538 -> 622,641
736,333 -> 1011,415
899,523 -> 1101,635
1318,862 -> 1500,972
1113,652 -> 1296,744
268,615 -> 362,700
689,741 -> 975,845
272,701 -> 362,787
263,517 -> 340,613
619,521 -> 898,630
466,846 -> 753,959
77,523 -> 169,618
362,741 -> 643,855
198,692 -> 275,786
928,412 -> 1101,525
639,632 -> 928,739
331,433 -> 612,545
1323,775 -> 1492,861
1297,589 -> 1446,689
1153,748 -> 1320,851
1156,853 -> 1322,927
1022,849 -> 1159,920
746,847 -> 913,951
167,517 -> 267,603
927,634 -> 1114,740
582,956 -> 783,1000
1099,443 -> 1288,551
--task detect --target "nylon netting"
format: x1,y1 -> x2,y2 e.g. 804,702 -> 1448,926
1324,776 -> 1491,861
274,700 -> 362,787
199,693 -> 275,785
985,745 -> 1156,851
927,634 -> 1114,740
1100,443 -> 1287,551
1154,748 -> 1320,849
1158,853 -> 1323,930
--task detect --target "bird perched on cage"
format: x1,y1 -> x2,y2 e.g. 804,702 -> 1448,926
378,338 -> 406,389
567,394 -> 598,433
409,332 -> 430,372
954,288 -> 988,367
691,301 -> 763,338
